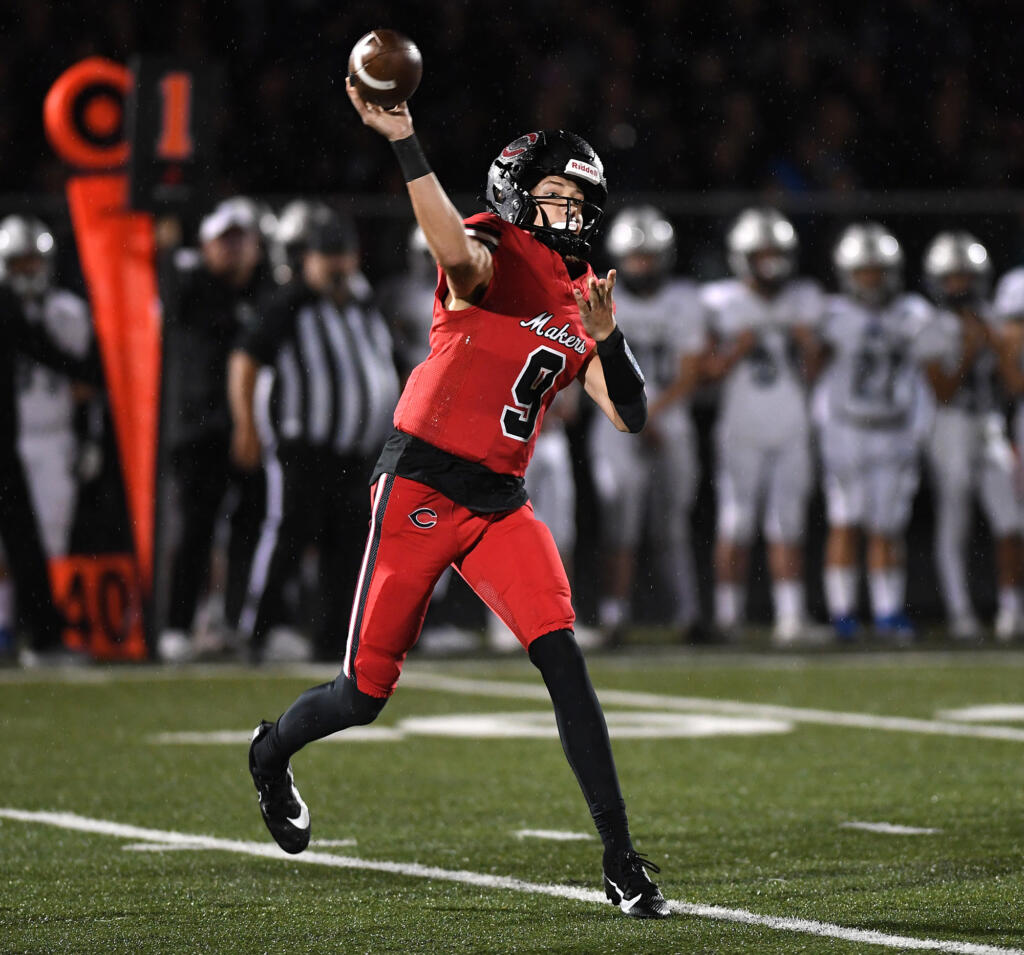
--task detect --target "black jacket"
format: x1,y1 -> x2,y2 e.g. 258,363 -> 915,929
163,258 -> 267,449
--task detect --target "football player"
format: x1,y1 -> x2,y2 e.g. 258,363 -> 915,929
246,87 -> 670,919
701,208 -> 824,645
591,205 -> 704,643
0,214 -> 94,663
0,216 -> 93,557
376,224 -> 437,379
919,233 -> 1022,641
815,223 -> 937,641
991,258 -> 1024,641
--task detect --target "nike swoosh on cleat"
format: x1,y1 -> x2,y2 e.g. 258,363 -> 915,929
286,791 -> 309,829
621,894 -> 643,913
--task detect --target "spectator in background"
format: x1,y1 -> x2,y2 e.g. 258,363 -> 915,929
702,209 -> 825,646
5,3 -> 1023,198
919,232 -> 1023,642
592,206 -> 705,645
230,207 -> 400,663
158,197 -> 268,662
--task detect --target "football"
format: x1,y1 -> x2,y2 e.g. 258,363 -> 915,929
347,29 -> 422,109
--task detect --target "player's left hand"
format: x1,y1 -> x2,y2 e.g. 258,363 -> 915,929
346,77 -> 414,141
575,269 -> 616,342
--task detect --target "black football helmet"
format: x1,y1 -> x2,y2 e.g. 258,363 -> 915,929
484,130 -> 607,259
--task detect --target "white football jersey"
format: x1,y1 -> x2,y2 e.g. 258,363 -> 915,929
701,277 -> 824,445
16,288 -> 92,435
613,277 -> 706,400
994,267 -> 1024,322
815,292 -> 936,428
915,304 -> 1000,415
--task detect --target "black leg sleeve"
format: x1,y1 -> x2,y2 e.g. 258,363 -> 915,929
253,672 -> 388,775
529,628 -> 633,853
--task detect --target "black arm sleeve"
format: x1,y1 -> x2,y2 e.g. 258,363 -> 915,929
595,327 -> 647,433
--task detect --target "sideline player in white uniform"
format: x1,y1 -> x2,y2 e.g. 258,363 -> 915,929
3,216 -> 92,554
920,233 -> 1022,641
591,205 -> 704,642
0,216 -> 92,647
815,223 -> 937,642
702,208 -> 824,645
991,259 -> 1024,642
377,225 -> 436,379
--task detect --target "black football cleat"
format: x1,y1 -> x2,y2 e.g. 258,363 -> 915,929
603,848 -> 671,919
249,720 -> 310,854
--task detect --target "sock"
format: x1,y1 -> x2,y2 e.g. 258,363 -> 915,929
529,629 -> 632,854
255,676 -> 388,775
773,580 -> 804,625
715,583 -> 741,627
998,587 -> 1021,615
869,569 -> 905,619
824,567 -> 856,618
599,597 -> 627,629
0,579 -> 13,630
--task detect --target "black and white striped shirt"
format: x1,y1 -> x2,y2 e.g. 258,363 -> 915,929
241,281 -> 400,455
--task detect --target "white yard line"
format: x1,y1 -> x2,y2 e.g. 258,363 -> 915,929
0,809 -> 1019,955
840,821 -> 943,835
515,829 -> 594,841
398,672 -> 1024,743
935,705 -> 1024,723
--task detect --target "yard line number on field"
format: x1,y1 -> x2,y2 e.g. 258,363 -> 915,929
0,809 -> 1019,955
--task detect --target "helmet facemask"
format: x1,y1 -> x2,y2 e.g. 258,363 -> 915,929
528,189 -> 604,258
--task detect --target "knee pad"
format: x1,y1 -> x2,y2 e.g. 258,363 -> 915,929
332,674 -> 389,726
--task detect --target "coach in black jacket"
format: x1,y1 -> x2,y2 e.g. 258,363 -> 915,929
159,198 -> 271,662
0,285 -> 95,660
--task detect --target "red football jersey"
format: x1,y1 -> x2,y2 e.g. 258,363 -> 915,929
393,212 -> 597,476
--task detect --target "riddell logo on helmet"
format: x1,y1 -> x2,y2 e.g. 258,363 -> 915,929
564,159 -> 600,184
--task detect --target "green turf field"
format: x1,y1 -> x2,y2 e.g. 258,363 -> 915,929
2,649 -> 1024,954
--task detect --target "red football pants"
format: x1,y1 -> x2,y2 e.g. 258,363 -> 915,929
342,473 -> 575,697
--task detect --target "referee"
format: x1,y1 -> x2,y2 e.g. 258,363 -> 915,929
229,208 -> 400,661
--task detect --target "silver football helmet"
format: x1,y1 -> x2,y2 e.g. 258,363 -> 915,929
269,199 -> 335,284
0,215 -> 55,297
922,231 -> 991,308
726,207 -> 797,287
833,222 -> 904,307
605,205 -> 676,294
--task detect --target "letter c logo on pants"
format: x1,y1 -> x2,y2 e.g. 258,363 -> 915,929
408,507 -> 438,529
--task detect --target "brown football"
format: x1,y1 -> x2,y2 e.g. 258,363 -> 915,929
348,29 -> 422,109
